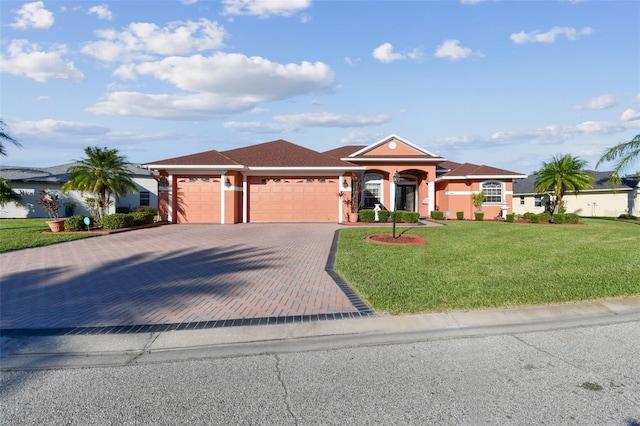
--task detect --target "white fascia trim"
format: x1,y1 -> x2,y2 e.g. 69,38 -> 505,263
144,164 -> 246,171
343,157 -> 442,163
437,174 -> 528,181
349,134 -> 441,158
247,166 -> 364,172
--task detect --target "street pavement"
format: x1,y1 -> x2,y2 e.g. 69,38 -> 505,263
1,308 -> 639,425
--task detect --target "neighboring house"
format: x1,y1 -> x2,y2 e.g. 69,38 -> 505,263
144,135 -> 526,224
512,171 -> 640,217
0,163 -> 157,219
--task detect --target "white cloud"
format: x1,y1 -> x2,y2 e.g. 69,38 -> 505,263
0,40 -> 84,82
436,117 -> 640,150
182,0 -> 198,4
574,94 -> 617,110
88,4 -> 113,21
224,112 -> 391,133
510,27 -> 593,44
10,1 -> 54,29
344,57 -> 360,66
223,121 -> 289,133
82,19 -> 227,62
372,43 -> 405,63
634,93 -> 640,102
275,112 -> 391,128
340,131 -> 384,145
222,0 -> 311,18
12,119 -> 110,137
126,52 -> 335,99
620,109 -> 640,121
87,91 -> 254,120
434,39 -> 477,60
372,43 -> 422,63
460,0 -> 484,4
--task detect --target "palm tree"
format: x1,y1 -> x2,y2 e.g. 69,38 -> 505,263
62,146 -> 137,220
0,118 -> 22,206
534,154 -> 594,214
596,133 -> 640,186
0,118 -> 22,156
0,178 -> 22,207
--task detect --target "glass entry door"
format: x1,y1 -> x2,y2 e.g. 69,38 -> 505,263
395,185 -> 416,211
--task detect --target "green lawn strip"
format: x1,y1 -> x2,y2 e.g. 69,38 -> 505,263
335,219 -> 640,314
0,219 -> 100,253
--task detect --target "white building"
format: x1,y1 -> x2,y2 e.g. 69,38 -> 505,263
0,163 -> 157,219
513,171 -> 640,217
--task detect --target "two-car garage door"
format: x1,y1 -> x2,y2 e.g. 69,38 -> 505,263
249,176 -> 339,223
175,175 -> 340,223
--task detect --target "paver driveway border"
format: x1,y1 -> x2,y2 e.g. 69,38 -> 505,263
1,224 -> 374,336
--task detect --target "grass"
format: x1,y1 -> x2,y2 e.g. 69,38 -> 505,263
0,218 -> 100,253
335,219 -> 640,314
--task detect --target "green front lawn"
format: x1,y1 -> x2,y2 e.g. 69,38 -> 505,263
0,219 -> 100,253
335,219 -> 640,314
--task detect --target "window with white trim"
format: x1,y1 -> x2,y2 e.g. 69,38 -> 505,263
139,191 -> 150,206
534,195 -> 542,207
520,196 -> 525,205
363,174 -> 383,209
481,181 -> 503,203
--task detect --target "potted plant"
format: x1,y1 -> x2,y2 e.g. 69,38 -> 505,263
38,189 -> 65,232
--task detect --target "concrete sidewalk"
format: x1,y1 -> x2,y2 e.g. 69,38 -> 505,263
2,296 -> 639,371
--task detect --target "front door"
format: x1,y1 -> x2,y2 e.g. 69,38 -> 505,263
395,185 -> 416,211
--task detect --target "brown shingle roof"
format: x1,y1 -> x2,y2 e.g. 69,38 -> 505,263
440,162 -> 524,177
323,146 -> 367,159
221,140 -> 355,167
148,150 -> 239,166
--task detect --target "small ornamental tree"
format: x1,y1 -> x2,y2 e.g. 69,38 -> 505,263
38,189 -> 61,219
471,190 -> 486,212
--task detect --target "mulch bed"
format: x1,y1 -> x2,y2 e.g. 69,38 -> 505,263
366,233 -> 427,246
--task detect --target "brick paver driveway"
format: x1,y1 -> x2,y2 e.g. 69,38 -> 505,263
0,224 -> 368,332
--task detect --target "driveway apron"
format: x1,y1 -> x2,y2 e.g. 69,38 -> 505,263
0,224 -> 365,331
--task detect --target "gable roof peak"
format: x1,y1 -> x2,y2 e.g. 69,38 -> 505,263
348,134 -> 441,158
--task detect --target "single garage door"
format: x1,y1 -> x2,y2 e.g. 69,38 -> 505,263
249,177 -> 339,222
175,176 -> 221,224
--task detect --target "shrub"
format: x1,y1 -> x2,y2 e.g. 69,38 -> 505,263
401,211 -> 420,223
539,211 -> 552,223
378,210 -> 390,222
565,213 -> 580,224
553,213 -> 566,224
456,211 -> 464,220
134,206 -> 158,216
618,213 -> 637,220
359,209 -> 375,222
131,209 -> 155,226
506,213 -> 515,223
431,210 -> 444,220
529,214 -> 540,223
101,213 -> 135,230
64,215 -> 88,232
522,212 -> 536,220
475,212 -> 484,221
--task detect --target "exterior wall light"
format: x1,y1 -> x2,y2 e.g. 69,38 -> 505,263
225,178 -> 231,187
343,179 -> 348,189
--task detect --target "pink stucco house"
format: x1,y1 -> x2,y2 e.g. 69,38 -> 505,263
144,135 -> 526,224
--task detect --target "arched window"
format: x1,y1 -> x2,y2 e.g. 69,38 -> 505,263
481,181 -> 504,203
363,174 -> 383,209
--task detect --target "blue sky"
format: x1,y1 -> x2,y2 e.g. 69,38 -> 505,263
1,0 -> 639,174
